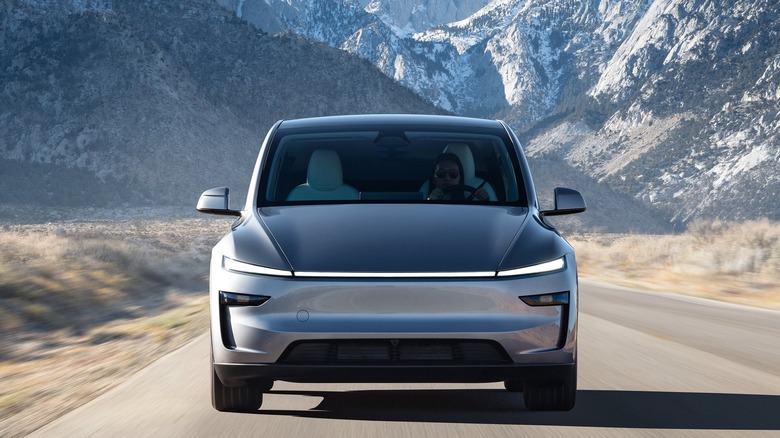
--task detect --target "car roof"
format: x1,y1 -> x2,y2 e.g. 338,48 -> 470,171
276,114 -> 506,131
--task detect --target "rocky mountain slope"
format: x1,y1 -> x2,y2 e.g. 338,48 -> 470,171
4,0 -> 774,230
229,0 -> 779,225
2,0 -> 674,233
530,0 -> 780,224
0,0 -> 440,208
222,0 -> 650,126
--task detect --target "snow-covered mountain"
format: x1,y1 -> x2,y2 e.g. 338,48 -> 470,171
224,0 -> 780,224
527,0 -> 780,223
2,0 -> 776,226
1,0 -> 669,232
220,0 -> 648,125
219,0 -> 503,114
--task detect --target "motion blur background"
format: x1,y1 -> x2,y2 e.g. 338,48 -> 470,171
1,1 -> 778,436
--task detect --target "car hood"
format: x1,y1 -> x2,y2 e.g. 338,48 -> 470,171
258,204 -> 529,274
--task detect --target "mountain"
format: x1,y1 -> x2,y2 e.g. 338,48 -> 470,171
227,0 -> 780,224
0,0 -> 441,208
355,0 -> 491,34
1,0 -> 665,233
526,0 -> 780,224
218,0 -> 494,113
221,0 -> 644,125
4,0 -> 775,230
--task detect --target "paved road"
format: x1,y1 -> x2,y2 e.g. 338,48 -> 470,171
31,281 -> 780,437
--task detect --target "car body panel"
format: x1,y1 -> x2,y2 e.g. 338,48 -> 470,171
209,250 -> 577,364
259,204 -> 529,273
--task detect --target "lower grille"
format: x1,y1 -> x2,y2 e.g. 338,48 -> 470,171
279,339 -> 510,364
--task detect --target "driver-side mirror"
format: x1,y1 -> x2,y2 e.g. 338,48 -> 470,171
540,187 -> 586,217
196,187 -> 241,216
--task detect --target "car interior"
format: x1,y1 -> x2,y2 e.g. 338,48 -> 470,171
260,130 -> 524,205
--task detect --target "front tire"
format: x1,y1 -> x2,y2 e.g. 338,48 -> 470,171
212,367 -> 263,413
504,380 -> 523,392
523,364 -> 577,411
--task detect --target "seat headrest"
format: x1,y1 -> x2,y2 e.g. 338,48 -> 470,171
307,149 -> 344,191
443,143 -> 475,179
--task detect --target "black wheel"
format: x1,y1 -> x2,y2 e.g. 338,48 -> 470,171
442,184 -> 477,199
523,364 -> 577,411
212,367 -> 263,413
256,379 -> 274,393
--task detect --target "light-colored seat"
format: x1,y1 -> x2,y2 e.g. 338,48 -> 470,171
420,143 -> 498,200
286,149 -> 359,201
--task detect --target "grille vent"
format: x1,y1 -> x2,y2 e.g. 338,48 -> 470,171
279,339 -> 510,364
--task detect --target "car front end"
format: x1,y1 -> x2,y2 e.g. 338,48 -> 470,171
198,114 -> 585,412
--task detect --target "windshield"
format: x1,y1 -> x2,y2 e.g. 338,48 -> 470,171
257,127 -> 527,206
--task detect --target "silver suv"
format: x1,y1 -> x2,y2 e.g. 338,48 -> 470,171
197,114 -> 585,412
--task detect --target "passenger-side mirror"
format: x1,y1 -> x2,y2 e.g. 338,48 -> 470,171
196,187 -> 241,216
540,187 -> 586,217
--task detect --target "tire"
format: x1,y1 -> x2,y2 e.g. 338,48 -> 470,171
256,379 -> 274,393
212,367 -> 263,413
523,364 -> 577,411
504,380 -> 523,392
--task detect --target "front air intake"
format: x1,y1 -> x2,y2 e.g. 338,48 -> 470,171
279,339 -> 511,365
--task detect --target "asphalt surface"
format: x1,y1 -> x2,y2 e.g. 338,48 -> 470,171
31,281 -> 780,437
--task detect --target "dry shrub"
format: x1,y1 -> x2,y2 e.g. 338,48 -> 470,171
688,219 -> 779,275
571,219 -> 780,308
0,216 -> 232,437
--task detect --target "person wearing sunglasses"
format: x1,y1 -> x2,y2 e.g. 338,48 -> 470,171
427,153 -> 489,201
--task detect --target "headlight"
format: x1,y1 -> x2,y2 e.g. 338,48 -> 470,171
222,256 -> 292,277
496,256 -> 566,277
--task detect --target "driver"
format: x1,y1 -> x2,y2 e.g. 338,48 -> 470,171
426,153 -> 489,201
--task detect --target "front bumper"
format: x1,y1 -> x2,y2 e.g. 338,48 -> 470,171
214,362 -> 576,386
209,252 -> 579,377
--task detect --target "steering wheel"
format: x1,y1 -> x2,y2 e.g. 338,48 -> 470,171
442,184 -> 480,201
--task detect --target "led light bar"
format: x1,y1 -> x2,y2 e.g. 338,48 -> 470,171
293,271 -> 496,278
223,256 -> 292,277
496,257 -> 566,277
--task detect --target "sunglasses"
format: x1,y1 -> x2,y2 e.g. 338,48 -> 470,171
435,169 -> 460,179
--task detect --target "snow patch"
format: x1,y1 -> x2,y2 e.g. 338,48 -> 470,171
710,144 -> 773,189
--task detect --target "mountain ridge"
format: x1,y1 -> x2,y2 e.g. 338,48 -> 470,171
1,0 -> 442,208
230,0 -> 780,224
3,0 -> 775,231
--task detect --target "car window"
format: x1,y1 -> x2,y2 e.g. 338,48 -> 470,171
258,129 -> 525,206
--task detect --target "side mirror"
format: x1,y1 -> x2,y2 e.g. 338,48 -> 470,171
196,187 -> 241,216
541,187 -> 586,217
